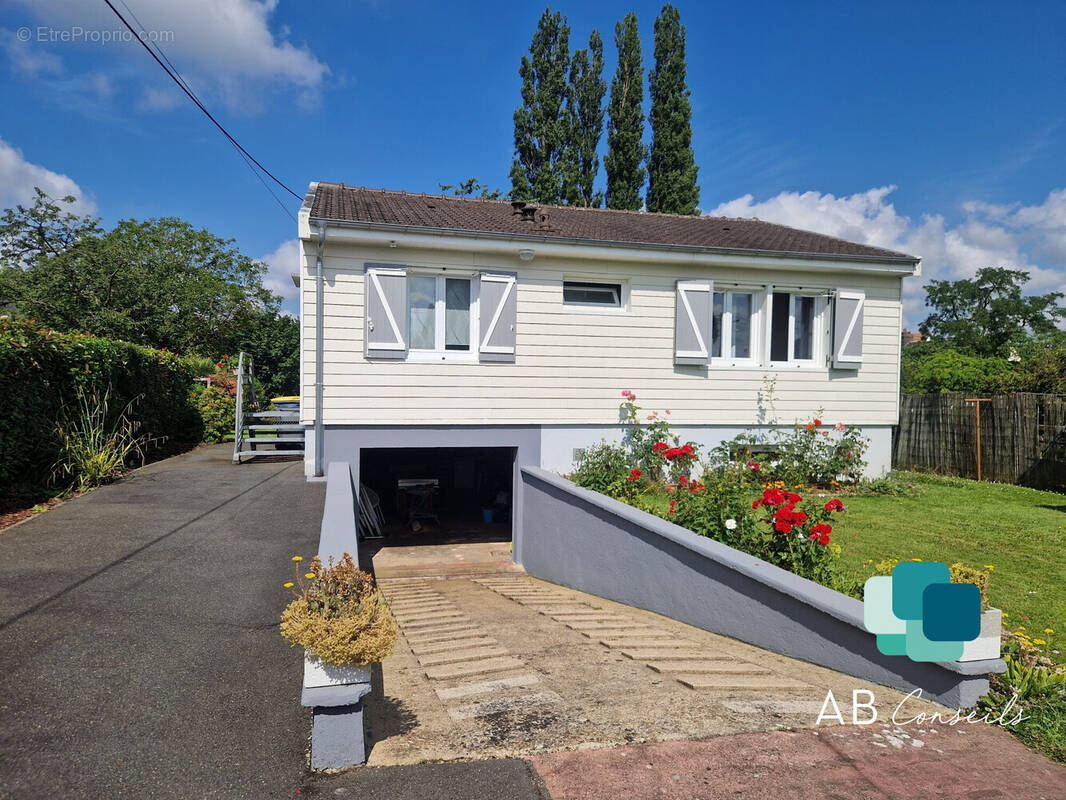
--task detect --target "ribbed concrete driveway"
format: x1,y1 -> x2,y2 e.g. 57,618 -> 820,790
0,445 -> 321,799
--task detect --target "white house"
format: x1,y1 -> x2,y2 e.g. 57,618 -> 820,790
297,183 -> 919,532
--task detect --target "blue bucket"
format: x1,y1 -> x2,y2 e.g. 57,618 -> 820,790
482,508 -> 494,524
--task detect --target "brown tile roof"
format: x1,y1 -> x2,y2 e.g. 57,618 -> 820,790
309,183 -> 918,263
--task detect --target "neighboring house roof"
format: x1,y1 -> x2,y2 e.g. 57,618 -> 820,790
307,183 -> 919,264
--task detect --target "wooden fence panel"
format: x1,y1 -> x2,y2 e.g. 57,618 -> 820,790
893,393 -> 1066,491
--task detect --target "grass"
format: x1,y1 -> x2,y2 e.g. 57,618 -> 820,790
834,472 -> 1066,636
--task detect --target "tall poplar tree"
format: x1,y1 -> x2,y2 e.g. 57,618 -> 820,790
646,4 -> 700,215
562,31 -> 606,207
604,13 -> 646,211
510,8 -> 571,205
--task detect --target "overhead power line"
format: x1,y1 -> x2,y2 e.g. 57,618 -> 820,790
101,0 -> 302,219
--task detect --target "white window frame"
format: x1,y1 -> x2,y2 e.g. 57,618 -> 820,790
711,287 -> 761,367
767,289 -> 828,369
406,268 -> 480,363
560,277 -> 630,314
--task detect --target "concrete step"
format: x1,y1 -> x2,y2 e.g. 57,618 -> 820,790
418,646 -> 510,667
599,636 -> 686,647
567,622 -> 654,633
404,625 -> 481,644
434,674 -> 541,701
620,649 -> 732,661
424,656 -> 527,681
401,616 -> 469,630
392,614 -> 462,627
646,661 -> 771,675
392,605 -> 460,616
675,674 -> 810,690
538,606 -> 604,615
410,637 -> 499,655
235,450 -> 304,458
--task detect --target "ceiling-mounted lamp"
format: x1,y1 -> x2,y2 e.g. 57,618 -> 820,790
518,248 -> 535,262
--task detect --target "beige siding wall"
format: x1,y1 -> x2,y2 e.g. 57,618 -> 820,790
300,239 -> 904,426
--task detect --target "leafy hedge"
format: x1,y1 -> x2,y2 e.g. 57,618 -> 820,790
0,319 -> 202,486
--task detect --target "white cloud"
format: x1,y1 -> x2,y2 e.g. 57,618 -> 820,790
260,238 -> 300,312
708,186 -> 1066,326
0,138 -> 96,215
1,28 -> 63,75
7,0 -> 329,112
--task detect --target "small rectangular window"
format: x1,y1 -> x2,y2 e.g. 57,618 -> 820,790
563,281 -> 622,307
408,274 -> 474,355
444,278 -> 471,351
731,293 -> 752,359
793,295 -> 815,361
769,291 -> 820,364
770,292 -> 790,362
712,290 -> 755,363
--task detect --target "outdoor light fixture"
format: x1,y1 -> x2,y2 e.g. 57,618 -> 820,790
518,248 -> 535,262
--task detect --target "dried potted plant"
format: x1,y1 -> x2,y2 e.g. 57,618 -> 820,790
280,553 -> 398,688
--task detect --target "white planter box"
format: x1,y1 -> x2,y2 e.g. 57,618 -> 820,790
303,652 -> 372,690
958,608 -> 1002,662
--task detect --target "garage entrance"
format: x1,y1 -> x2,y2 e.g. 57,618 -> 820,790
357,447 -> 518,577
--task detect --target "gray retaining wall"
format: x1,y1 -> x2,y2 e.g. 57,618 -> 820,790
303,461 -> 371,770
517,467 -> 1005,708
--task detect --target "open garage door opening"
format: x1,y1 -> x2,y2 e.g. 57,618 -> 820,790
359,446 -> 515,545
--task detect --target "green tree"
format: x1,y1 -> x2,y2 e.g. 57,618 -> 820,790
0,191 -> 299,392
900,343 -> 1019,394
604,12 -> 646,211
646,4 -> 700,215
510,8 -> 572,205
438,178 -> 503,200
919,267 -> 1066,356
562,30 -> 606,207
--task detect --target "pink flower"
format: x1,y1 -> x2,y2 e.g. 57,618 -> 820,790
621,390 -> 636,401
835,422 -> 846,432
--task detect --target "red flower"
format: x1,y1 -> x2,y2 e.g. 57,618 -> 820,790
809,531 -> 831,545
825,499 -> 844,512
627,469 -> 642,482
216,362 -> 223,369
813,418 -> 822,426
679,475 -> 688,485
774,506 -> 794,523
652,441 -> 669,453
752,499 -> 762,509
682,443 -> 695,455
812,522 -> 832,535
762,488 -> 786,506
748,461 -> 761,471
787,492 -> 802,504
669,499 -> 677,515
774,520 -> 793,533
805,424 -> 813,430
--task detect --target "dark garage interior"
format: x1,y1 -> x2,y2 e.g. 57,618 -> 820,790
358,446 -> 515,544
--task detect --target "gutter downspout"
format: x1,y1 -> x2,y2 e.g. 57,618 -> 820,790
313,221 -> 326,477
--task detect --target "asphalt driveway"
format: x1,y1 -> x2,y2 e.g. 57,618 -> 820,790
0,445 -> 322,799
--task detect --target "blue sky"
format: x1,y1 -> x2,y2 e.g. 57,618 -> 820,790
1,0 -> 1063,322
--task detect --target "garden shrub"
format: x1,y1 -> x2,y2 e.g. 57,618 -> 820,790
0,319 -> 200,487
280,553 -> 398,666
191,384 -> 236,444
571,441 -> 631,495
713,416 -> 868,487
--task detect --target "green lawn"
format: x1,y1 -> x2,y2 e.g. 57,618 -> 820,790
835,472 -> 1066,636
